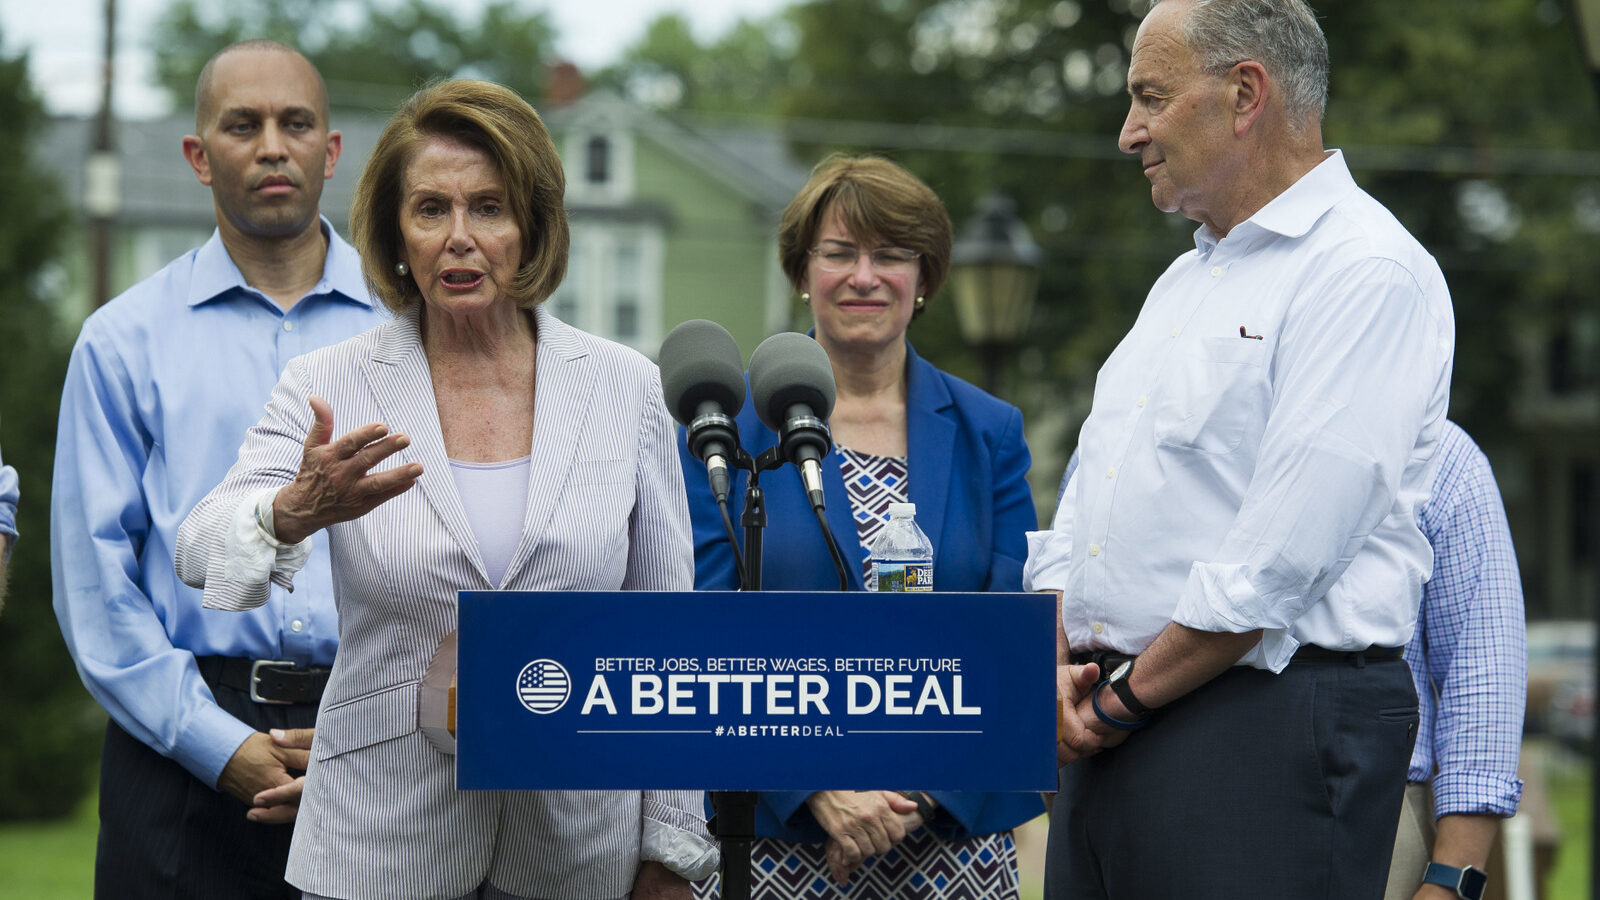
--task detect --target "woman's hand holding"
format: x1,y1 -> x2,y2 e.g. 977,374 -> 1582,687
272,396 -> 423,544
806,789 -> 921,885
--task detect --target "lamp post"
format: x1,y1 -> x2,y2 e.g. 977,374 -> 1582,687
948,192 -> 1043,395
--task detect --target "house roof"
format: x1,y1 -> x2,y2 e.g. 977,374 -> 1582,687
39,92 -> 809,229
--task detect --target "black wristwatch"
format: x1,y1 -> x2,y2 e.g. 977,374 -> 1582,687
1105,659 -> 1153,720
1421,862 -> 1487,900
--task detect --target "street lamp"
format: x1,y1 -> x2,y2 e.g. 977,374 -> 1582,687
948,192 -> 1043,395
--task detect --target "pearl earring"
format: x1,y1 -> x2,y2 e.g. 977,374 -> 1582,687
914,296 -> 925,310
395,261 -> 410,277
801,292 -> 811,305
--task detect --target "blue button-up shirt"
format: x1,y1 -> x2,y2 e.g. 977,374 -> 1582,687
1406,420 -> 1525,818
51,221 -> 387,787
0,438 -> 17,559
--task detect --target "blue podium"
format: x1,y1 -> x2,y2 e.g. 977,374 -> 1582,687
455,590 -> 1056,792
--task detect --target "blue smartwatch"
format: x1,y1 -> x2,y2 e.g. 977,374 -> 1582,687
1421,863 -> 1487,900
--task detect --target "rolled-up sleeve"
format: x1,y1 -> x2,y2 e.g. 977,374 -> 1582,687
1423,449 -> 1526,818
1171,257 -> 1452,670
1023,466 -> 1077,594
0,449 -> 17,560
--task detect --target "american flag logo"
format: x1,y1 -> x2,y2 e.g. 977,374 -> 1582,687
515,659 -> 571,714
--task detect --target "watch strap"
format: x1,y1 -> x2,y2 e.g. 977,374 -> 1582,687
1108,663 -> 1153,718
1091,682 -> 1147,731
1421,862 -> 1487,900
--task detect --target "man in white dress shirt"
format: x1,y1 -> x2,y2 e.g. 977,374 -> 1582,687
1025,1 -> 1454,897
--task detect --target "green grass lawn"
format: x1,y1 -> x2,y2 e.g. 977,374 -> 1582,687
1547,751 -> 1592,899
0,791 -> 95,897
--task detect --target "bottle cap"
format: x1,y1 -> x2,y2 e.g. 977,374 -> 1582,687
888,502 -> 916,518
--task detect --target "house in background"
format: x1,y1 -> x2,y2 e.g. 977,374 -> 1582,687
38,88 -> 810,363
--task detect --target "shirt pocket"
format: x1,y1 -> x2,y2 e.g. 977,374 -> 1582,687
1152,337 -> 1270,454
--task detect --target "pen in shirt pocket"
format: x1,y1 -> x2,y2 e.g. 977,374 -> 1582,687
1239,326 -> 1264,340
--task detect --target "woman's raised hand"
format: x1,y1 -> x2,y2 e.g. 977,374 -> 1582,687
272,396 -> 423,543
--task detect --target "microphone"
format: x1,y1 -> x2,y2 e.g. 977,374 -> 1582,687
660,320 -> 746,503
748,332 -> 836,511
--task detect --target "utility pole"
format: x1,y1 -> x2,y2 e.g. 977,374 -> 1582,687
87,0 -> 120,308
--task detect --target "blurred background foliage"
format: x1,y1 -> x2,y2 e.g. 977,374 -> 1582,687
1,0 -> 1596,823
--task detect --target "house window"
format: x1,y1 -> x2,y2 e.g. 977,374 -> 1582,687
586,136 -> 610,186
613,241 -> 641,341
553,223 -> 662,351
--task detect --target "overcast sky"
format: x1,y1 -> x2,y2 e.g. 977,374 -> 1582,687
1,0 -> 789,119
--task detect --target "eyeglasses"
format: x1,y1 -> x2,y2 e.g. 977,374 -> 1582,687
809,242 -> 921,274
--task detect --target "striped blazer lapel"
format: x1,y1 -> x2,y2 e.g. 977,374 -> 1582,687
361,311 -> 490,585
501,307 -> 594,586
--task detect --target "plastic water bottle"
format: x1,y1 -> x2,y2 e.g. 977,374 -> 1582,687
868,502 -> 933,592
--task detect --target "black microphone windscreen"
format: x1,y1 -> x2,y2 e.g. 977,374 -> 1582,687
659,320 -> 746,427
748,332 -> 836,432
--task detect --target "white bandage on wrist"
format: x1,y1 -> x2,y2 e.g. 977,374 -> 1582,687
641,817 -> 720,881
223,487 -> 312,586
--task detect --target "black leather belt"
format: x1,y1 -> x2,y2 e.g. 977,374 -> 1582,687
1069,644 -> 1402,670
1291,644 -> 1404,666
1069,649 -> 1137,672
196,656 -> 330,705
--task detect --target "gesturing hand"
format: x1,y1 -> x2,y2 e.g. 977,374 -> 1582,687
272,396 -> 422,543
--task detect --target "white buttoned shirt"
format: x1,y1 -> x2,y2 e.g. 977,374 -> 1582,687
1024,151 -> 1454,672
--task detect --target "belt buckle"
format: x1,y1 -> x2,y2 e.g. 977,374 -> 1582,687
250,659 -> 295,705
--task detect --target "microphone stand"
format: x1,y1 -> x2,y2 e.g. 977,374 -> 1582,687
711,444 -> 784,900
711,441 -> 849,897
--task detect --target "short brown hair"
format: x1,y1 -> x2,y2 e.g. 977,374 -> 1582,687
777,155 -> 953,317
351,79 -> 569,314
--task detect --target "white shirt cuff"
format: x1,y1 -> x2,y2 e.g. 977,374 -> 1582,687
1173,562 -> 1297,672
222,487 -> 312,588
641,816 -> 720,881
1023,530 -> 1072,594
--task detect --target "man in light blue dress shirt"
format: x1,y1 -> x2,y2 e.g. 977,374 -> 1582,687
0,434 -> 17,609
51,41 -> 385,899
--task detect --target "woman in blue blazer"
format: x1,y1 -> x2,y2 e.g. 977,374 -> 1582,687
683,155 -> 1040,899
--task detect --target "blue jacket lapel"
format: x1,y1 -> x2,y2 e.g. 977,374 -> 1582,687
904,344 -> 955,566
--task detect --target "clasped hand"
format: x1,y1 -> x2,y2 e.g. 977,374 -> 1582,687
1056,662 -> 1134,763
272,396 -> 422,544
218,727 -> 314,824
807,789 -> 925,885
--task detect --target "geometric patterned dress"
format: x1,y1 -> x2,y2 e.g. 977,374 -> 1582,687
691,448 -> 1021,899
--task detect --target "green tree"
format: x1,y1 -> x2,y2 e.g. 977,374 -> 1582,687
592,12 -> 797,115
0,32 -> 98,821
769,0 -> 1600,462
151,0 -> 558,112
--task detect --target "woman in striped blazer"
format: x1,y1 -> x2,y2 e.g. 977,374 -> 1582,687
175,80 -> 715,900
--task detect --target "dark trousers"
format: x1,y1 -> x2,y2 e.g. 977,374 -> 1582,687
1045,657 -> 1418,900
94,673 -> 318,900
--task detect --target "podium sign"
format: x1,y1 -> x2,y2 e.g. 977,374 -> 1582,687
456,590 -> 1054,792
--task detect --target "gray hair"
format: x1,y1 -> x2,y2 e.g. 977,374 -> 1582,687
1160,0 -> 1329,128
